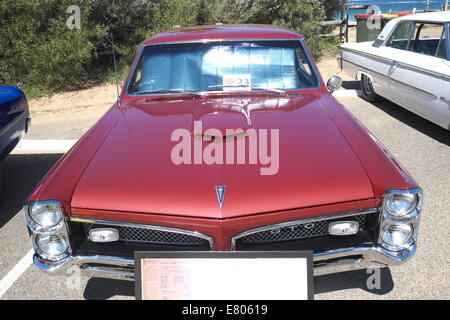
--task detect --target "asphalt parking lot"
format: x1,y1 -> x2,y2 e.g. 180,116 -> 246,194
0,83 -> 448,300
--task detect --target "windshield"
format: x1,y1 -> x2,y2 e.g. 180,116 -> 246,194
127,40 -> 319,95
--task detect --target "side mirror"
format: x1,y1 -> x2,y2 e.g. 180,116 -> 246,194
326,76 -> 342,93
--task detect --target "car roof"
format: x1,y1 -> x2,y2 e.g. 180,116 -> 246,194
396,11 -> 450,23
142,24 -> 302,45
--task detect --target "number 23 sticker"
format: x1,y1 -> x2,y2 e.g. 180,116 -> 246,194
223,74 -> 251,91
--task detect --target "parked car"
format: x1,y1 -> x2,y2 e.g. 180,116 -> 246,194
25,25 -> 422,280
0,86 -> 31,161
339,11 -> 450,130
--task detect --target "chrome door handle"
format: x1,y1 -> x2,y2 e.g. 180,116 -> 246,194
388,61 -> 399,75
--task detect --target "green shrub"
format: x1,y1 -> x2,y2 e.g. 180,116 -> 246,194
0,0 -> 107,97
0,0 -> 338,98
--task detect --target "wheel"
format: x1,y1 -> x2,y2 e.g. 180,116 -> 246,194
360,74 -> 381,102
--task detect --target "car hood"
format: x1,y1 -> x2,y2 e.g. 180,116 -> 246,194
71,93 -> 374,218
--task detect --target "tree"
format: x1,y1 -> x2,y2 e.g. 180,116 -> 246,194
0,0 -> 105,94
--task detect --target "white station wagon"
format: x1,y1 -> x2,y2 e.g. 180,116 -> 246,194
339,11 -> 450,130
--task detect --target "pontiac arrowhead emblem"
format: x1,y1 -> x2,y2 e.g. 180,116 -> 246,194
215,185 -> 227,210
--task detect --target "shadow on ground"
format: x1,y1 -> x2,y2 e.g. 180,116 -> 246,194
82,268 -> 394,299
369,99 -> 450,145
340,81 -> 449,145
0,153 -> 63,228
314,267 -> 394,295
342,80 -> 360,90
84,277 -> 135,300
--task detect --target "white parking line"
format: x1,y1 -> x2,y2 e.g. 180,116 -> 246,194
15,139 -> 77,152
333,89 -> 361,97
0,249 -> 34,299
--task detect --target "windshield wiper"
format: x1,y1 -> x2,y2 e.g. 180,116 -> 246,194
208,85 -> 287,95
133,88 -> 204,97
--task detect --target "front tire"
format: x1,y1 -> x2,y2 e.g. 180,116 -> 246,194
360,75 -> 381,102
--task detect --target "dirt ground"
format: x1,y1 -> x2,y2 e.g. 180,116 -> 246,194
27,84 -> 117,139
317,26 -> 356,81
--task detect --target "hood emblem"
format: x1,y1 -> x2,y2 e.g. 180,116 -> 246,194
215,185 -> 227,210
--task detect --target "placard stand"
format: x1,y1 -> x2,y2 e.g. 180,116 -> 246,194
135,251 -> 314,300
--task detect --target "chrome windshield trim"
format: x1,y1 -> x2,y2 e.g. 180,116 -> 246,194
446,22 -> 450,63
230,208 -> 379,250
70,217 -> 214,250
142,37 -> 304,46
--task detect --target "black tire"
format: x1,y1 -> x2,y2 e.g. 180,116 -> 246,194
360,74 -> 381,102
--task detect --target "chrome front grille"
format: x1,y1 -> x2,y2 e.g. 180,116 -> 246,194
81,222 -> 212,247
233,210 -> 375,246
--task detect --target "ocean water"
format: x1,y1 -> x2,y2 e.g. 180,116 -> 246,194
338,0 -> 447,21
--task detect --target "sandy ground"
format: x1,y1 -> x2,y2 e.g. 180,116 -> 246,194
27,84 -> 118,139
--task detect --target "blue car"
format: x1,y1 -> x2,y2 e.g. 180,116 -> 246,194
0,86 -> 31,161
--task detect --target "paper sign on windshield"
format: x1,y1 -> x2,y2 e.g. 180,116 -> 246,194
222,74 -> 251,91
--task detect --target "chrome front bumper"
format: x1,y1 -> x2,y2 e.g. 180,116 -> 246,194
33,244 -> 416,280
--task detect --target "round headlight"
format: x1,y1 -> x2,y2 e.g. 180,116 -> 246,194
36,233 -> 69,258
384,193 -> 417,217
380,222 -> 413,246
29,202 -> 62,227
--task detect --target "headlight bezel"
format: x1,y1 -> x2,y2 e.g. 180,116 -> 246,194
379,188 -> 422,253
382,189 -> 423,220
25,200 -> 64,234
380,221 -> 414,249
24,200 -> 72,262
32,231 -> 71,262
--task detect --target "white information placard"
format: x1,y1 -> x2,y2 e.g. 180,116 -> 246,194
135,251 -> 313,300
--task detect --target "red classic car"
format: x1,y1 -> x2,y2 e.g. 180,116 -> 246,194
24,25 -> 422,280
